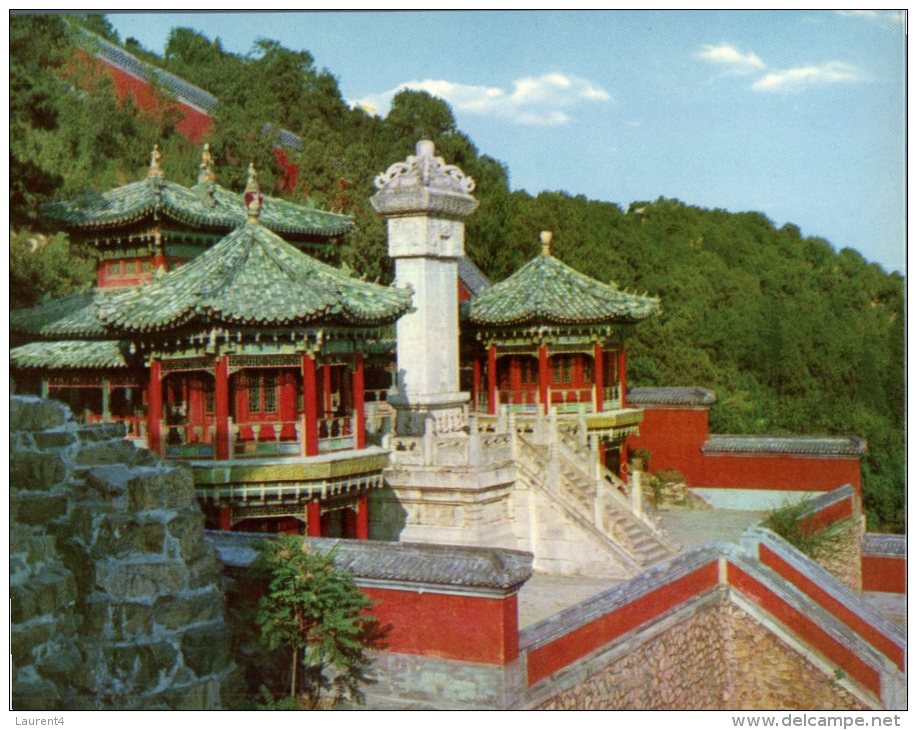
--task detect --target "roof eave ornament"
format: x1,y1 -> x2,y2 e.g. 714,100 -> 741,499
147,144 -> 164,179
540,230 -> 553,257
244,162 -> 263,223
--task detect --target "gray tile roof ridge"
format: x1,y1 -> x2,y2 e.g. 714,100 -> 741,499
205,531 -> 534,592
627,386 -> 717,406
457,255 -> 491,294
862,532 -> 906,557
703,433 -> 868,455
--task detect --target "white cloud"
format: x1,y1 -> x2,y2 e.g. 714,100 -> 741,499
352,73 -> 611,126
835,9 -> 904,24
752,61 -> 870,92
696,43 -> 765,73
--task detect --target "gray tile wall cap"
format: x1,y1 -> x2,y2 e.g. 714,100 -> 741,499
627,386 -> 717,406
205,531 -> 533,594
704,434 -> 867,456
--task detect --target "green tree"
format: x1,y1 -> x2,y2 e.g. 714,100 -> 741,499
254,536 -> 385,708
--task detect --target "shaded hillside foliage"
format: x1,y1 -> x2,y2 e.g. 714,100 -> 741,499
10,16 -> 904,532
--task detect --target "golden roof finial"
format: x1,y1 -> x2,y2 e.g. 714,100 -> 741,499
147,144 -> 164,178
540,230 -> 553,257
198,143 -> 215,184
244,161 -> 263,223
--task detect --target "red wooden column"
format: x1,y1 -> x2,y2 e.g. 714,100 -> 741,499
218,505 -> 233,531
352,353 -> 366,449
593,342 -> 605,413
472,358 -> 481,411
323,363 -> 333,417
618,346 -> 627,408
214,355 -> 230,460
356,492 -> 369,540
509,356 -> 521,404
147,360 -> 163,454
307,499 -> 322,537
487,344 -> 498,415
301,353 -> 319,456
279,370 -> 297,425
538,344 -> 550,415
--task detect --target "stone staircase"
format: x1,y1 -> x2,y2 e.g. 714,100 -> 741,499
514,425 -> 678,568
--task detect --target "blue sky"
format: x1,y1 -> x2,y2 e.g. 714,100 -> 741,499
105,10 -> 905,273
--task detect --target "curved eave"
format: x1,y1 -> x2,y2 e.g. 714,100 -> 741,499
10,340 -> 129,370
98,223 -> 411,334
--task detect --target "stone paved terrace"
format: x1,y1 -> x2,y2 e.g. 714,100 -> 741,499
518,508 -> 766,628
655,508 -> 767,551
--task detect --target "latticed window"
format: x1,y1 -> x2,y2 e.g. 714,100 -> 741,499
521,359 -> 536,385
248,376 -> 261,412
110,261 -> 121,276
552,355 -> 573,384
246,373 -> 278,414
263,375 -> 277,413
583,358 -> 593,383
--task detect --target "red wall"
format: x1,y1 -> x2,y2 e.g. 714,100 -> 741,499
861,555 -> 906,594
627,406 -> 708,481
727,562 -> 881,697
104,63 -> 213,144
700,453 -> 862,497
361,586 -> 519,665
628,405 -> 862,497
525,562 -> 718,685
99,56 -> 300,191
759,545 -> 903,670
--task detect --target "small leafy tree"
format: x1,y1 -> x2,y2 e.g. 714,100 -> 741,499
763,500 -> 851,558
254,536 -> 385,708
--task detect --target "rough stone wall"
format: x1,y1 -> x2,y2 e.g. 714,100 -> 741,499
722,602 -> 866,710
534,594 -> 729,709
811,518 -> 864,593
534,591 -> 868,710
10,396 -> 233,710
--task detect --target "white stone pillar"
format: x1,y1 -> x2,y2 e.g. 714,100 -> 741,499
371,140 -> 479,436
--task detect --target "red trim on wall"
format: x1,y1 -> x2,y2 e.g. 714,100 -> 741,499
727,562 -> 881,697
800,497 -> 853,534
861,555 -> 906,594
361,587 -> 519,664
759,545 -> 902,670
526,562 -> 718,685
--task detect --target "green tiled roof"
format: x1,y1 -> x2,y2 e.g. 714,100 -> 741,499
10,340 -> 128,369
98,222 -> 412,332
41,176 -> 354,238
10,291 -> 112,338
469,251 -> 660,327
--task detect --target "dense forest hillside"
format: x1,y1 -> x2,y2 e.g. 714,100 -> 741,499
9,15 -> 905,531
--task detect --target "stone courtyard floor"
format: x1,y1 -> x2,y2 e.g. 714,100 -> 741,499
518,507 -> 767,628
655,507 -> 767,551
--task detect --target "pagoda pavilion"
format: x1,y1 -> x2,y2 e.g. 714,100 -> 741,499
11,148 -> 388,437
41,144 -> 354,289
12,152 -> 411,537
467,231 -> 659,476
